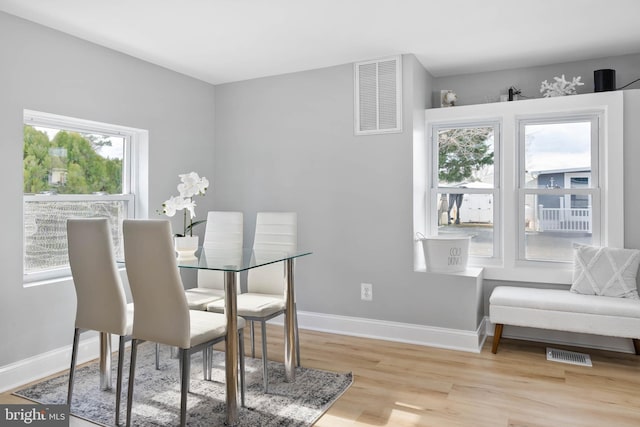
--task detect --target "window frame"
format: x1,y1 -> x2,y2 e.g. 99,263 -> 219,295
23,110 -> 147,285
429,121 -> 502,262
420,92 -> 624,283
517,114 -> 601,262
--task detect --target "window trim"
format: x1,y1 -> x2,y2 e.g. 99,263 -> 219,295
429,121 -> 502,261
419,91 -> 624,283
22,110 -> 149,285
517,113 -> 601,262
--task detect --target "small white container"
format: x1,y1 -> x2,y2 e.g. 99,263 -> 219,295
175,235 -> 199,261
417,234 -> 471,273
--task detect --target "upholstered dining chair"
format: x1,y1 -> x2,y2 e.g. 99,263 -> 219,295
184,211 -> 243,310
123,219 -> 245,427
66,218 -> 132,426
207,211 -> 300,392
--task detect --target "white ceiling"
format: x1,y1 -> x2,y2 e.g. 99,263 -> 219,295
2,0 -> 640,85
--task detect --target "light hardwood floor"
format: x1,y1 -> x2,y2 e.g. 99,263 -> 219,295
4,325 -> 640,426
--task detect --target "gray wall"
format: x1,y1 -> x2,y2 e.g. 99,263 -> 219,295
214,55 -> 485,332
0,12 -> 217,366
214,52 -> 640,343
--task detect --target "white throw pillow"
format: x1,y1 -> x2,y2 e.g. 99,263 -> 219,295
571,245 -> 640,299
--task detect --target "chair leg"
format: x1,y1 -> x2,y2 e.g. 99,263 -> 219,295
125,339 -> 139,427
115,336 -> 125,426
492,324 -> 504,354
67,328 -> 80,407
155,343 -> 160,370
239,330 -> 246,407
180,349 -> 190,427
633,339 -> 640,355
261,320 -> 268,393
250,321 -> 256,358
294,303 -> 301,367
202,347 -> 208,381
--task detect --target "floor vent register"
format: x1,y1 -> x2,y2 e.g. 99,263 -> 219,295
546,347 -> 592,367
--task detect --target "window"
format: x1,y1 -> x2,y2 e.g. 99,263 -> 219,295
519,116 -> 599,262
430,123 -> 500,259
420,92 -> 624,283
23,110 -> 147,284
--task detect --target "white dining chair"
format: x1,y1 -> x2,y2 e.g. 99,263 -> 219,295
123,219 -> 245,427
184,211 -> 243,310
207,212 -> 300,392
66,218 -> 132,426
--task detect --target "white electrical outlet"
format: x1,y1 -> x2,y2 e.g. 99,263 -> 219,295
361,283 -> 373,301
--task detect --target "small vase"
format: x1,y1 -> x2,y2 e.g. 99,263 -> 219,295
174,236 -> 198,260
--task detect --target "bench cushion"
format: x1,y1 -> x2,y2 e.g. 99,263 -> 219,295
489,286 -> 640,339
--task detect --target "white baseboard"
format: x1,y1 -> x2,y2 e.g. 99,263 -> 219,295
270,311 -> 488,354
0,334 -> 117,394
483,316 -> 636,354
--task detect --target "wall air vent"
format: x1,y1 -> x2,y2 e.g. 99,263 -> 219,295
354,55 -> 402,135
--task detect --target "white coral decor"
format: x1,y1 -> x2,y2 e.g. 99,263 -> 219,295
540,74 -> 584,97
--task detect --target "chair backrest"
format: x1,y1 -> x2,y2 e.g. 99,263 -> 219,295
197,211 -> 243,290
123,219 -> 191,348
67,218 -> 128,335
248,212 -> 297,295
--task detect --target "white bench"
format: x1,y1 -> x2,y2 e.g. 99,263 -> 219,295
489,286 -> 640,354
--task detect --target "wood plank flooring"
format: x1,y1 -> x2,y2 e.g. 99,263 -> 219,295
3,324 -> 640,426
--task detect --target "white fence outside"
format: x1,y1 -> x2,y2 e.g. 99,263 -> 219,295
537,205 -> 592,233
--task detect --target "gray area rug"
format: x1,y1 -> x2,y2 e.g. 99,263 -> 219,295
14,343 -> 352,426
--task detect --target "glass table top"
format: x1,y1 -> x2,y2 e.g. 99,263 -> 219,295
173,247 -> 311,272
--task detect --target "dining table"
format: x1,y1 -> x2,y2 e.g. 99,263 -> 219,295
111,246 -> 311,426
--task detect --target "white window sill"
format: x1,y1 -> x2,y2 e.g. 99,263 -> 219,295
473,263 -> 573,284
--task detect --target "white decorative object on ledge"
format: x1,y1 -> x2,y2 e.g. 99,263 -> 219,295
441,90 -> 457,107
540,74 -> 584,97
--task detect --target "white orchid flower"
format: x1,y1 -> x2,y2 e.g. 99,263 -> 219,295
162,195 -> 186,217
178,172 -> 208,197
160,172 -> 209,236
196,176 -> 209,195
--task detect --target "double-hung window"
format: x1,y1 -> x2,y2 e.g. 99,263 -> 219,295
420,92 -> 624,282
518,115 -> 600,262
430,122 -> 500,259
23,110 -> 147,284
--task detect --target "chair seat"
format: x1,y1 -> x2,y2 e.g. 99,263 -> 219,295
185,288 -> 225,310
207,293 -> 285,318
188,310 -> 246,348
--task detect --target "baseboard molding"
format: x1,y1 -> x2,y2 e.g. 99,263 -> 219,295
0,334 -> 116,394
271,311 -> 487,354
483,316 -> 636,354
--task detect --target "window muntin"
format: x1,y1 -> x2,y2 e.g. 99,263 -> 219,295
518,116 -> 600,262
431,124 -> 500,259
23,111 -> 137,283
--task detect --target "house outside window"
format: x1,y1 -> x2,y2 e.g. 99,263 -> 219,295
420,92 -> 624,283
23,110 -> 147,284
